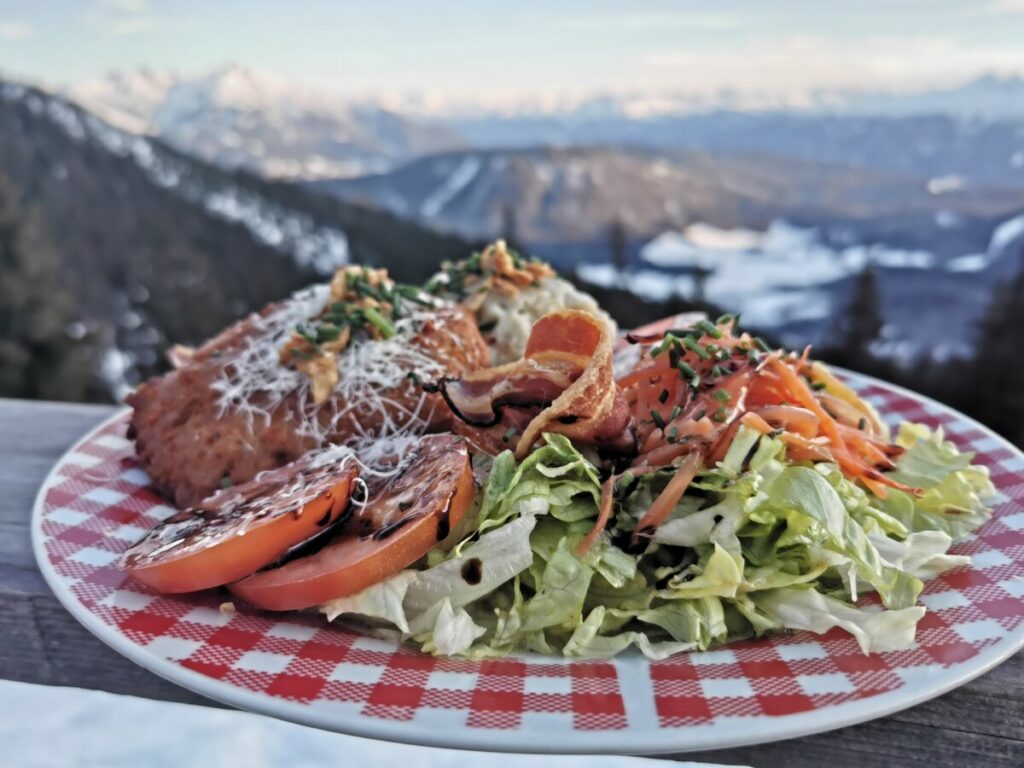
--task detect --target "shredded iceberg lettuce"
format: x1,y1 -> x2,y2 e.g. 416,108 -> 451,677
321,424 -> 995,659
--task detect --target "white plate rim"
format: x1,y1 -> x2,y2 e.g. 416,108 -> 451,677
30,367 -> 1024,755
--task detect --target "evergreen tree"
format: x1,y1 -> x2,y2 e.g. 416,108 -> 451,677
690,263 -> 713,304
0,172 -> 101,401
964,252 -> 1024,446
608,217 -> 628,272
834,265 -> 884,362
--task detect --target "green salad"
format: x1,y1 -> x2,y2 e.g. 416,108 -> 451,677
322,424 -> 995,659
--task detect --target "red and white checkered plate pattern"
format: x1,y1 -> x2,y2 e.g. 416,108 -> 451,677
32,370 -> 1024,754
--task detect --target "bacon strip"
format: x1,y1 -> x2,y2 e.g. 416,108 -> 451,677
432,310 -> 632,457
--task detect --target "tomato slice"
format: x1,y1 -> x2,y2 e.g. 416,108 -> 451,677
121,449 -> 359,593
229,434 -> 473,611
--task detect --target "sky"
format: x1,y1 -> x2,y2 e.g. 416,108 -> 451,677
1,0 -> 1023,105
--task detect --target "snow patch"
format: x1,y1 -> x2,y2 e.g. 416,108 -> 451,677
988,213 -> 1024,259
421,156 -> 482,218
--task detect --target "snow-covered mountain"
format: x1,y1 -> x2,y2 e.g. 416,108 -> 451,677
832,74 -> 1024,121
312,145 -> 1024,254
69,65 -> 465,179
386,74 -> 1024,123
68,68 -> 1024,187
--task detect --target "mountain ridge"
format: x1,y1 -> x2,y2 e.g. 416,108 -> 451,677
310,144 -> 1024,254
68,64 -> 465,180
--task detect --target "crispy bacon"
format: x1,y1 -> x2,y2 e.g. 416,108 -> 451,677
430,310 -> 634,457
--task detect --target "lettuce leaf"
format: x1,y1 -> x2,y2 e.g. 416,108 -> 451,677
321,571 -> 418,632
319,420 -> 994,661
762,465 -> 923,609
754,587 -> 925,654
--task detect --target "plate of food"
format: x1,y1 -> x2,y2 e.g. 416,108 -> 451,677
32,242 -> 1024,754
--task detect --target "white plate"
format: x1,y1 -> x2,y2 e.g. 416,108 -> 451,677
32,369 -> 1024,754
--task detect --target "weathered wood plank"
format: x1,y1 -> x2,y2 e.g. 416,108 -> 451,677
0,591 -> 220,709
1,396 -> 1022,768
684,715 -> 1024,767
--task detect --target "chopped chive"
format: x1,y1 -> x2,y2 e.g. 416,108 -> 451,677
747,348 -> 761,363
690,374 -> 702,389
711,364 -> 726,378
811,381 -> 827,391
502,427 -> 516,443
671,405 -> 682,420
716,313 -> 733,325
650,410 -> 667,430
676,360 -> 696,379
858,417 -> 868,430
683,336 -> 710,360
714,389 -> 731,404
406,371 -> 421,385
712,407 -> 728,423
363,306 -> 396,339
696,319 -> 723,339
754,336 -> 772,353
667,426 -> 678,443
658,388 -> 670,404
315,324 -> 342,343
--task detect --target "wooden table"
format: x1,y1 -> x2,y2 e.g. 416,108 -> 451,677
2,397 -> 1022,766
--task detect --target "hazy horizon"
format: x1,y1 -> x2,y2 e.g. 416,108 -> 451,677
2,1 -> 1023,110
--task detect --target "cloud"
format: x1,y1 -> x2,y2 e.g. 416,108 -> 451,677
110,16 -> 154,35
88,0 -> 154,35
565,12 -> 741,32
0,20 -> 31,39
981,0 -> 1024,14
641,35 -> 1024,97
101,0 -> 149,12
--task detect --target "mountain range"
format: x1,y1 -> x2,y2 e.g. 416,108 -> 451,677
70,66 -> 1024,189
310,145 -> 1024,255
69,65 -> 464,180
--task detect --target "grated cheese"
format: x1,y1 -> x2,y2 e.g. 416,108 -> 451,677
209,283 -> 454,450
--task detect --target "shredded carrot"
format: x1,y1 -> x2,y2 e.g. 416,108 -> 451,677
741,411 -> 773,434
637,441 -> 691,468
579,475 -> 616,555
798,345 -> 811,370
785,443 -> 835,463
862,477 -> 891,500
755,405 -> 820,438
709,421 -> 741,464
617,325 -> 919,504
767,357 -> 846,448
632,451 -> 704,544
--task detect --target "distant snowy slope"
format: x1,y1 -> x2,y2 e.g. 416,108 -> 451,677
313,146 -> 1024,254
69,64 -> 465,180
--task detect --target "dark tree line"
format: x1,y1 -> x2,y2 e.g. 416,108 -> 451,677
0,172 -> 104,401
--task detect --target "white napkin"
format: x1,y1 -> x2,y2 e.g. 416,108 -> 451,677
0,680 -> 744,768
